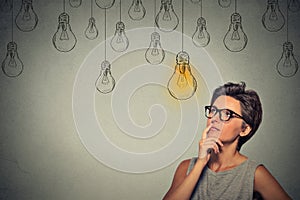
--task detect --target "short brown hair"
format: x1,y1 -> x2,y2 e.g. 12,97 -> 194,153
210,82 -> 263,150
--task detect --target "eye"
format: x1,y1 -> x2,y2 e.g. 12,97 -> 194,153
222,110 -> 232,117
210,107 -> 217,114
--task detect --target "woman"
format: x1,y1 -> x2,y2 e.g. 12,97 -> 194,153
163,82 -> 291,200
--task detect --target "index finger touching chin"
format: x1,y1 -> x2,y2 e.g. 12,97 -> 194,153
202,124 -> 212,140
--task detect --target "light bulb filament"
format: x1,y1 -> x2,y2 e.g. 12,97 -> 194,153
176,65 -> 188,88
231,30 -> 240,40
151,49 -> 159,56
178,64 -> 186,74
284,58 -> 291,68
116,34 -> 124,43
87,19 -> 96,34
89,25 -> 96,33
60,29 -> 69,40
284,54 -> 292,68
102,74 -> 110,85
177,74 -> 187,88
8,57 -> 17,68
134,2 -> 141,12
198,29 -> 205,39
163,10 -> 171,21
270,8 -> 278,21
22,4 -> 31,21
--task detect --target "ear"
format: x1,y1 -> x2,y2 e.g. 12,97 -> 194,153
240,124 -> 252,137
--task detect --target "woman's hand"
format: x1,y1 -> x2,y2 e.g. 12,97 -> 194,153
163,125 -> 224,200
198,124 -> 223,162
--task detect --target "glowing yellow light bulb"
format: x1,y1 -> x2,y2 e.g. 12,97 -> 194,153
167,51 -> 197,100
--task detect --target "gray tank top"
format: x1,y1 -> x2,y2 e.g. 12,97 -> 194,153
187,158 -> 260,200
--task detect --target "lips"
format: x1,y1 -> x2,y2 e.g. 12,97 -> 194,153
210,126 -> 220,131
207,126 -> 221,138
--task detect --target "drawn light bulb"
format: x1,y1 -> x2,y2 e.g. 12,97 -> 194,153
110,21 -> 129,52
192,17 -> 210,47
2,41 -> 24,78
53,12 -> 77,52
262,0 -> 285,32
277,41 -> 298,77
69,0 -> 82,8
85,17 -> 99,40
128,0 -> 146,20
155,0 -> 179,32
15,0 -> 38,32
223,13 -> 247,52
167,51 -> 197,100
145,32 -> 165,65
218,0 -> 231,8
288,0 -> 300,12
95,60 -> 116,94
95,0 -> 115,9
0,0 -> 12,13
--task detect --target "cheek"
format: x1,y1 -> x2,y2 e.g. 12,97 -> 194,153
219,124 -> 242,138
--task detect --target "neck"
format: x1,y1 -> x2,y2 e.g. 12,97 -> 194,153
208,141 -> 246,172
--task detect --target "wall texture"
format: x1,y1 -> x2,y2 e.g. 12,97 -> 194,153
0,0 -> 299,199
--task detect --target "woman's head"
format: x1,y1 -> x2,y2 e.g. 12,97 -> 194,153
210,82 -> 263,150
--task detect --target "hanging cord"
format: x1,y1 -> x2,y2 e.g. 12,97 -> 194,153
119,0 -> 121,22
234,0 -> 237,13
11,0 -> 14,42
104,8 -> 107,60
181,0 -> 184,51
63,0 -> 66,12
286,0 -> 289,42
91,0 -> 93,17
154,0 -> 156,30
200,0 -> 202,17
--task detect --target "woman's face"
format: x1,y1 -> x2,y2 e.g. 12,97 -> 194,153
206,95 -> 245,143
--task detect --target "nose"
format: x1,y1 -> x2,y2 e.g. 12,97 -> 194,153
210,111 -> 221,123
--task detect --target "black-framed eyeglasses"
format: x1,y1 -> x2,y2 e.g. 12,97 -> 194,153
204,105 -> 246,122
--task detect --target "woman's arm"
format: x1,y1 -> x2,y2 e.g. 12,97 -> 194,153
254,165 -> 292,200
162,158 -> 207,200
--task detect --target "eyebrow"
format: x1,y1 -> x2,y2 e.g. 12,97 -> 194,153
212,105 -> 242,115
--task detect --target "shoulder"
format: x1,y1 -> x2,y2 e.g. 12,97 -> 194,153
171,158 -> 194,185
175,159 -> 192,176
254,165 -> 291,199
254,165 -> 269,185
180,158 -> 192,168
254,164 -> 276,185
